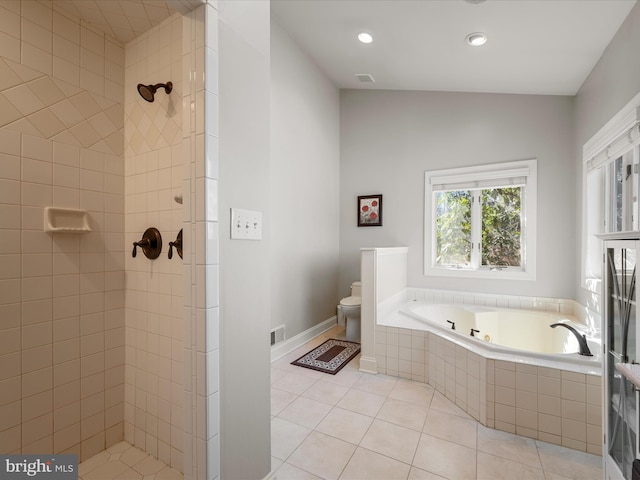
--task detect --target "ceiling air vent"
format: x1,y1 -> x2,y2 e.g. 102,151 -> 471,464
354,74 -> 375,83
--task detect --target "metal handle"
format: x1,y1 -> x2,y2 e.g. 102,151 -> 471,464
132,228 -> 162,259
168,229 -> 183,259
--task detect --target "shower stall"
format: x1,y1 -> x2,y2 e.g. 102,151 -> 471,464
0,1 -> 226,479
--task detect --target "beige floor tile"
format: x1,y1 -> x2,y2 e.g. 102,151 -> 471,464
340,447 -> 411,480
315,407 -> 374,445
119,446 -> 149,467
272,457 -> 283,472
78,451 -> 110,476
277,395 -> 333,429
288,431 -> 357,480
302,378 -> 350,405
353,373 -> 398,396
272,371 -> 321,395
132,455 -> 166,476
413,434 -> 476,479
360,419 -> 421,464
83,459 -> 131,480
272,387 -> 298,415
276,462 -> 323,480
429,391 -> 473,419
271,416 -> 312,461
543,473 -> 574,480
114,468 -> 143,480
423,408 -> 477,449
271,367 -> 289,384
477,424 -> 542,469
536,441 -> 602,480
154,466 -> 184,480
377,397 -> 428,432
325,368 -> 364,388
337,388 -> 386,417
407,466 -> 447,479
389,380 -> 434,407
477,451 -> 545,480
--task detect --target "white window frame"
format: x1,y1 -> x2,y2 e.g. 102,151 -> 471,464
582,90 -> 640,293
424,159 -> 537,280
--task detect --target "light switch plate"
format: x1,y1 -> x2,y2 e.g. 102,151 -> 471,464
230,208 -> 262,240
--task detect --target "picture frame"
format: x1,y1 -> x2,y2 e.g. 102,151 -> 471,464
357,194 -> 383,227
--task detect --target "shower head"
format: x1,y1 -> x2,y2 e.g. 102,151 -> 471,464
137,82 -> 173,102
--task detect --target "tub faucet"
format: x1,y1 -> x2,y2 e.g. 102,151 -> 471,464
446,320 -> 455,330
470,329 -> 479,337
549,323 -> 593,356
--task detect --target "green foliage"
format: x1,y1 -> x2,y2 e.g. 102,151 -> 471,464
481,187 -> 521,267
435,191 -> 471,265
435,187 -> 522,268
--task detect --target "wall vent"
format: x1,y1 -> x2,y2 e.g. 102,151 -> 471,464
270,325 -> 285,346
354,73 -> 375,83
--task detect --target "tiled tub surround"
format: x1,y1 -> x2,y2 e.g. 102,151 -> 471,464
373,289 -> 602,455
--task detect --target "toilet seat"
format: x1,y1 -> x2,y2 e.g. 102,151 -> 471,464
340,295 -> 361,307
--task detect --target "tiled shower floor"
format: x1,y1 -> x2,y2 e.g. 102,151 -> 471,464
78,441 -> 182,480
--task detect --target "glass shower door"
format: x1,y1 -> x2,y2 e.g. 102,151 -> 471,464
606,241 -> 638,479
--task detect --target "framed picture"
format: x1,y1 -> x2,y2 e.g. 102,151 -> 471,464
358,194 -> 383,227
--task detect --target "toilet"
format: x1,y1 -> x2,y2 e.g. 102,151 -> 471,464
337,281 -> 361,342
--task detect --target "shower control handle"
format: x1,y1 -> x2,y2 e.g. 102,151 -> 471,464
470,329 -> 480,337
132,238 -> 150,257
132,227 -> 162,259
168,229 -> 183,260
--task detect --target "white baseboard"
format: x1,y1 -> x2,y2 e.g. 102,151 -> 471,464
263,469 -> 278,480
359,356 -> 378,374
270,316 -> 337,363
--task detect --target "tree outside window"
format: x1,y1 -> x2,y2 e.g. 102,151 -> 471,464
435,187 -> 522,269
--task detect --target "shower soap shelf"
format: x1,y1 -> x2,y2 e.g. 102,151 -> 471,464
44,207 -> 91,233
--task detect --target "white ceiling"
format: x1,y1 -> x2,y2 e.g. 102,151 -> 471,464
271,0 -> 637,95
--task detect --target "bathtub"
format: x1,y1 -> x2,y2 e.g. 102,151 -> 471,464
383,301 -> 601,375
372,299 -> 602,453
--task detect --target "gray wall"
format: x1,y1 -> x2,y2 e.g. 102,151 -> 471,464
575,2 -> 640,307
270,20 -> 341,338
219,1 -> 271,478
339,90 -> 575,299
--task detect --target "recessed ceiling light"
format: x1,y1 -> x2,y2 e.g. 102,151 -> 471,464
358,32 -> 373,44
466,32 -> 487,46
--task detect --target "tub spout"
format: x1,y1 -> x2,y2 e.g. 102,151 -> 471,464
550,323 -> 593,356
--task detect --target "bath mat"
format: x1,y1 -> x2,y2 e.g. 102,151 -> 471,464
291,339 -> 360,375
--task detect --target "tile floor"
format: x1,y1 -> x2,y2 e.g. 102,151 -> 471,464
271,325 -> 603,480
78,441 -> 182,480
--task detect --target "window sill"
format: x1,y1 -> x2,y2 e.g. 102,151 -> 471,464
424,266 -> 535,281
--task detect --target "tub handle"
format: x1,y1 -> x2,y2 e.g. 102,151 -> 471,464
470,329 -> 480,337
446,320 -> 455,330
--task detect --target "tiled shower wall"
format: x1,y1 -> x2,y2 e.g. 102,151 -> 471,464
0,1 -> 125,460
123,13 -> 185,472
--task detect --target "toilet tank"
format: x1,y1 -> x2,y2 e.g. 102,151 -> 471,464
351,281 -> 362,297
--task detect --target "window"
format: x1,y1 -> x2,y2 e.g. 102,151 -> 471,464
582,90 -> 640,293
424,159 -> 537,280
